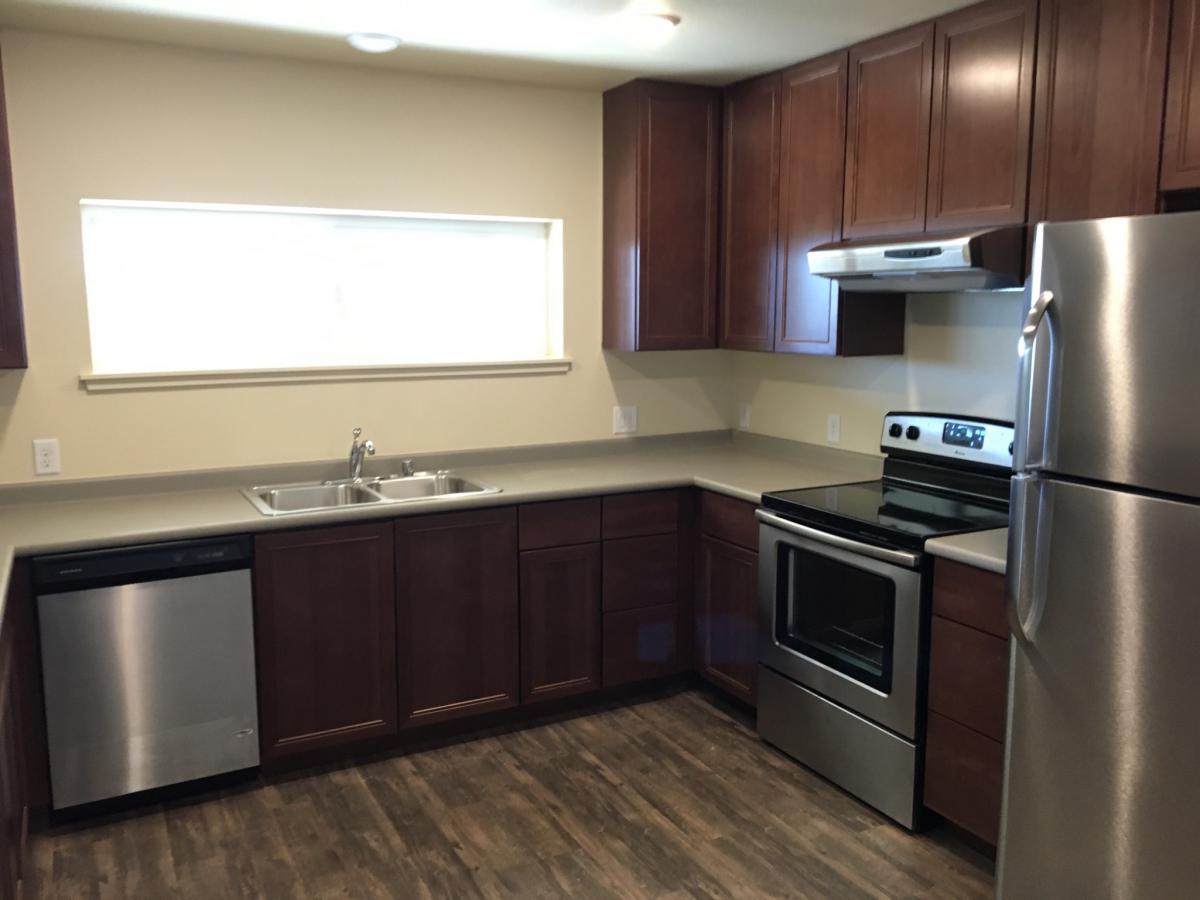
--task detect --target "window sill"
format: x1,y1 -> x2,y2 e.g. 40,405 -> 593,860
79,358 -> 573,393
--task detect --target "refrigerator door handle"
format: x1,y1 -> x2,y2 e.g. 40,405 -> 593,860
1018,290 -> 1053,356
1013,287 -> 1056,471
1005,474 -> 1044,644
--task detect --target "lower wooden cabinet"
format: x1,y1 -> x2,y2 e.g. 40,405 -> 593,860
695,536 -> 758,705
520,543 -> 602,703
0,592 -> 25,900
603,604 -> 681,687
253,522 -> 398,759
396,507 -> 520,727
924,711 -> 1005,846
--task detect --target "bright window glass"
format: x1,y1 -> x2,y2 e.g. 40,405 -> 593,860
79,200 -> 564,374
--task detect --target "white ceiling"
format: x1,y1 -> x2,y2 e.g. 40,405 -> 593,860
0,0 -> 976,89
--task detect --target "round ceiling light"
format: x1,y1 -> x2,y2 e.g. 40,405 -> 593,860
622,13 -> 681,49
346,32 -> 403,54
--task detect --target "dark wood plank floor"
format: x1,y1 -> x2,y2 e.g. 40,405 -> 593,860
29,688 -> 993,899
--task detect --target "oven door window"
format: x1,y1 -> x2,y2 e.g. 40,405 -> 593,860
777,546 -> 896,693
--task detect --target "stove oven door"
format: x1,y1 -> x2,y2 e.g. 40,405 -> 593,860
756,510 -> 924,739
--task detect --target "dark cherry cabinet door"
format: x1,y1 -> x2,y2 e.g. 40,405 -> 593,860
843,23 -> 935,239
0,51 -> 26,370
926,0 -> 1037,230
695,536 -> 758,706
253,523 -> 398,760
519,543 -> 602,703
1028,0 -> 1170,222
775,52 -> 848,356
1162,0 -> 1200,191
602,80 -> 721,351
395,507 -> 519,727
603,604 -> 680,687
720,73 -> 781,351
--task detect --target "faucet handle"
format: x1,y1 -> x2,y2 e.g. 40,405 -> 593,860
352,427 -> 362,441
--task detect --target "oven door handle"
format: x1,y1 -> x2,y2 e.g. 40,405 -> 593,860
755,510 -> 921,569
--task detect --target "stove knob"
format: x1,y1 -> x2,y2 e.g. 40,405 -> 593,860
906,425 -> 920,440
888,423 -> 903,438
1009,441 -> 1014,455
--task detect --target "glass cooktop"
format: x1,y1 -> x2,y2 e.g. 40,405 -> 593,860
761,479 -> 1011,552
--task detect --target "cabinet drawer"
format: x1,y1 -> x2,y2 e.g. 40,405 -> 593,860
928,615 -> 1008,742
924,711 -> 1004,845
518,497 -> 602,550
603,604 -> 680,687
933,558 -> 1007,638
699,491 -> 759,551
602,534 -> 678,612
602,491 -> 679,539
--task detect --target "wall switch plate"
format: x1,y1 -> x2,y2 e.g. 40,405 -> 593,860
33,438 -> 61,475
826,414 -> 841,444
613,405 -> 638,435
737,402 -> 752,430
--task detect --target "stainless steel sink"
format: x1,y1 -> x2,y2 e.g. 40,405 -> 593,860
243,482 -> 384,516
242,471 -> 500,516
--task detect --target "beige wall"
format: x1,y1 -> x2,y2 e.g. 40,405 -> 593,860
0,30 -> 732,485
734,291 -> 1024,455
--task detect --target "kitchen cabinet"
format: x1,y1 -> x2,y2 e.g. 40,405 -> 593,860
253,523 -> 398,759
926,0 -> 1037,230
603,604 -> 681,687
1162,0 -> 1200,191
923,558 -> 1009,845
1028,0 -> 1170,222
602,80 -> 721,351
0,50 -> 26,370
843,23 -> 935,239
719,73 -> 781,351
396,507 -> 519,727
520,543 -> 602,704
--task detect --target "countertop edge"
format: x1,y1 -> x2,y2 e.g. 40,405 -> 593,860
925,528 -> 1008,575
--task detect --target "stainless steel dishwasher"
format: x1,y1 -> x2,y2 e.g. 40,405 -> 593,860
34,536 -> 260,809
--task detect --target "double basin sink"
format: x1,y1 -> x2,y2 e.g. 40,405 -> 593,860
243,471 -> 500,516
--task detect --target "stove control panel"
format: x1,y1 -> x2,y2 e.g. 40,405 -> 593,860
880,413 -> 1014,470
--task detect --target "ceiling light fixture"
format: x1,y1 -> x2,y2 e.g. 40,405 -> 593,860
346,32 -> 403,54
621,13 -> 681,49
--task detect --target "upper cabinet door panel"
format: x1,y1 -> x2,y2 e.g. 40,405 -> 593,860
775,52 -> 848,356
927,0 -> 1037,230
1162,0 -> 1200,191
0,51 -> 26,370
638,83 -> 721,349
1028,0 -> 1170,222
843,24 -> 935,239
720,73 -> 781,352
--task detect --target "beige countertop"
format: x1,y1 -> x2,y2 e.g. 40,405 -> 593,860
925,528 -> 1008,575
0,432 -> 884,605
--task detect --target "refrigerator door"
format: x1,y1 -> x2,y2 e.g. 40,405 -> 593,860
1017,211 -> 1200,499
999,476 -> 1200,898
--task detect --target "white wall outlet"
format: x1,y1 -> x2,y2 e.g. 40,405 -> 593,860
826,414 -> 842,444
737,402 -> 752,430
33,438 -> 61,475
613,405 -> 638,435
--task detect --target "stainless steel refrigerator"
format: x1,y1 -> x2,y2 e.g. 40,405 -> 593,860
999,211 -> 1200,898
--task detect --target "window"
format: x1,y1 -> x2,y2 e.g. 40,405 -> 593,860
79,200 -> 565,385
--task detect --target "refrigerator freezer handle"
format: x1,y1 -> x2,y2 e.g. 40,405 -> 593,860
1013,289 -> 1055,471
1005,474 -> 1044,645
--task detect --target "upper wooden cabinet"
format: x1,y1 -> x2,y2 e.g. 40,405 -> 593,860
602,80 -> 721,351
1162,0 -> 1200,191
720,73 -> 781,351
0,51 -> 26,370
1029,0 -> 1170,222
843,24 -> 935,239
927,0 -> 1038,230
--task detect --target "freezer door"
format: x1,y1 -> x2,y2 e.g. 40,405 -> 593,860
1017,211 -> 1200,499
999,477 -> 1200,898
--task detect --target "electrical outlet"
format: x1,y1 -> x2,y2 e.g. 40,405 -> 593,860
33,438 -> 61,475
826,414 -> 842,444
737,402 -> 752,430
613,405 -> 638,435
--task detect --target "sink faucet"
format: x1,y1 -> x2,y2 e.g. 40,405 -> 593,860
348,427 -> 375,481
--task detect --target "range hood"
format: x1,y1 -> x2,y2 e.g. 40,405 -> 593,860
808,226 -> 1025,293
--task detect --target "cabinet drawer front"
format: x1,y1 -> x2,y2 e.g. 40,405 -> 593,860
932,558 -> 1007,638
519,498 -> 602,550
928,616 -> 1008,742
699,491 -> 759,551
603,534 -> 679,612
603,604 -> 680,687
602,490 -> 679,539
924,711 -> 1004,845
